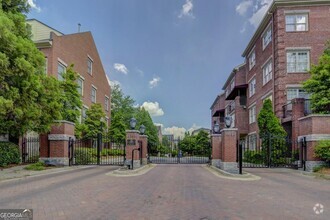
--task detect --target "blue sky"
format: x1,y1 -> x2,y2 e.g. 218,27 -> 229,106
27,0 -> 272,137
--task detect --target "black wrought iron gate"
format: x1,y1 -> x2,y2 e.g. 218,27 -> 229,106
69,135 -> 126,166
22,136 -> 40,163
148,143 -> 211,164
238,134 -> 303,169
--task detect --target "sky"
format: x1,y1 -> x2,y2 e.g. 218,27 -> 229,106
27,0 -> 273,138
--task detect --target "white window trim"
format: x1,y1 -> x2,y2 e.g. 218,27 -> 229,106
57,58 -> 68,67
247,74 -> 256,83
286,49 -> 310,73
91,85 -> 97,103
87,56 -> 93,75
261,90 -> 273,100
105,95 -> 110,112
262,58 -> 273,86
248,104 -> 256,124
249,77 -> 256,98
262,23 -> 272,50
285,13 -> 309,32
77,75 -> 84,96
248,50 -> 256,71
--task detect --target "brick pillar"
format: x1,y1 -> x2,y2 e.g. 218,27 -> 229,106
126,130 -> 141,169
211,134 -> 221,168
39,120 -> 75,166
220,128 -> 238,174
292,98 -> 305,150
139,135 -> 148,165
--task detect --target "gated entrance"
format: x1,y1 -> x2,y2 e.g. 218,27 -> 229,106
22,136 -> 40,163
68,135 -> 126,166
238,134 -> 303,169
148,143 -> 211,164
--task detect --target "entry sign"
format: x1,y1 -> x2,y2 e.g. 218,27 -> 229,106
127,139 -> 136,146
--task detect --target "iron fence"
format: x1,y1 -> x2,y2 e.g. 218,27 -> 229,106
22,137 -> 40,163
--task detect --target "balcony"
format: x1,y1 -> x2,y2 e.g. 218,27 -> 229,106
282,99 -> 312,120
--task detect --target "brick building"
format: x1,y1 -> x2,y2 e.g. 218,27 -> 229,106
211,0 -> 330,150
27,19 -> 111,127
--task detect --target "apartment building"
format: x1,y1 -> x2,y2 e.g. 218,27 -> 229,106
211,0 -> 330,150
27,19 -> 111,127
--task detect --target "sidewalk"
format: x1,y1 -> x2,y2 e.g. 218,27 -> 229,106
0,164 -> 94,182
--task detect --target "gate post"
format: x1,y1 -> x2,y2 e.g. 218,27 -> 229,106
220,128 -> 239,174
40,120 -> 75,166
125,130 -> 141,169
211,134 -> 221,168
139,135 -> 148,165
97,133 -> 102,165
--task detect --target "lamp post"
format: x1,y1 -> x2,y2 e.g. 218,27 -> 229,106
139,124 -> 146,135
224,116 -> 232,128
213,122 -> 220,134
130,117 -> 137,130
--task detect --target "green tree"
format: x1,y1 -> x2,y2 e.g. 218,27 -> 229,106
59,65 -> 82,123
0,0 -> 62,139
195,130 -> 210,156
108,111 -> 126,142
135,107 -> 159,150
108,85 -> 135,140
257,99 -> 287,164
84,103 -> 106,138
162,136 -> 170,147
303,42 -> 330,114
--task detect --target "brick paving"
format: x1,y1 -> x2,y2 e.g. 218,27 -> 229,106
0,164 -> 329,220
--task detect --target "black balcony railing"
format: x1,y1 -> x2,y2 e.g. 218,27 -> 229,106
282,99 -> 312,119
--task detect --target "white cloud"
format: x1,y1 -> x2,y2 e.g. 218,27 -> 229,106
109,80 -> 121,89
114,63 -> 129,74
141,101 -> 164,117
27,0 -> 41,12
178,0 -> 194,18
236,0 -> 253,16
187,123 -> 201,134
163,126 -> 186,139
149,77 -> 161,89
236,0 -> 273,29
248,1 -> 271,28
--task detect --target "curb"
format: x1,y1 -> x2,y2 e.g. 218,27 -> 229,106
106,164 -> 156,177
203,165 -> 261,181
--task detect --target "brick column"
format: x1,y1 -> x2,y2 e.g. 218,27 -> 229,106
126,130 -> 141,169
211,134 -> 221,168
291,98 -> 305,150
40,120 -> 75,166
139,135 -> 148,165
220,128 -> 238,174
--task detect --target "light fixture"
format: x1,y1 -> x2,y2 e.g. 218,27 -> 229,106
213,122 -> 220,134
225,116 -> 232,128
139,124 -> 146,135
130,117 -> 137,130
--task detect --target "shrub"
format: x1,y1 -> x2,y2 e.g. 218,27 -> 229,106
25,162 -> 45,171
0,142 -> 20,167
74,148 -> 97,164
243,150 -> 265,164
101,149 -> 124,156
314,140 -> 330,164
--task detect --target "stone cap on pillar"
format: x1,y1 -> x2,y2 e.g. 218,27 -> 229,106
53,120 -> 75,126
126,130 -> 140,133
211,134 -> 221,137
139,135 -> 148,138
220,128 -> 238,132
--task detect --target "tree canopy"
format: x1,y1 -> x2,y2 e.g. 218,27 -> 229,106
179,131 -> 210,156
0,0 -> 63,137
303,42 -> 330,114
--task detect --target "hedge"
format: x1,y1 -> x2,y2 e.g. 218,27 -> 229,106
0,142 -> 20,167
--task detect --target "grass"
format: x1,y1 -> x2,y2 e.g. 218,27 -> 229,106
313,165 -> 330,180
25,162 -> 46,171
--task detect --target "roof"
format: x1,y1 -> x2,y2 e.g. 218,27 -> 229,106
210,92 -> 224,110
242,0 -> 330,57
26,18 -> 64,36
222,63 -> 245,90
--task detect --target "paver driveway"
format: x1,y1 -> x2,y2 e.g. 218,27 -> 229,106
0,165 -> 329,220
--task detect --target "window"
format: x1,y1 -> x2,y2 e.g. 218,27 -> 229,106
263,95 -> 273,103
263,60 -> 272,85
105,96 -> 109,112
82,106 -> 88,122
262,26 -> 272,49
57,62 -> 66,81
91,86 -> 97,103
248,50 -> 256,70
285,14 -> 308,32
248,134 -> 257,150
77,77 -> 84,96
287,50 -> 309,73
87,57 -> 93,75
249,105 -> 256,124
287,88 -> 309,102
249,78 -> 256,97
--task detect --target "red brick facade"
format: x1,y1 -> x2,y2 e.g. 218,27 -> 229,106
211,1 -> 330,149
